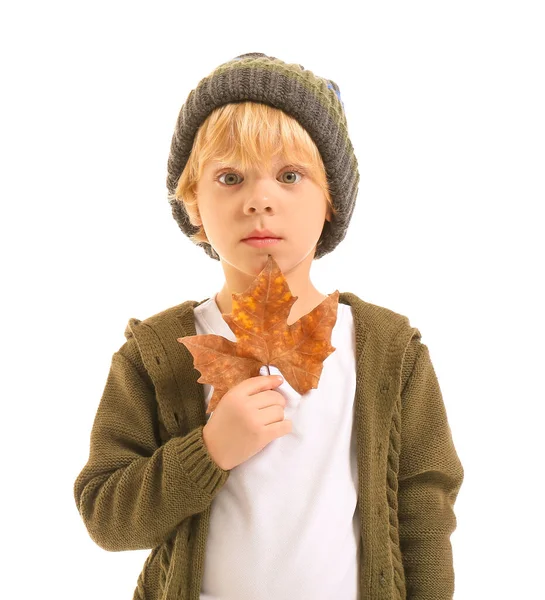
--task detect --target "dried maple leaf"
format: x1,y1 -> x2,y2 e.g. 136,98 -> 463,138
177,254 -> 340,414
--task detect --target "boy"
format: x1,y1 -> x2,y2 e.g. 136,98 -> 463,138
73,52 -> 464,600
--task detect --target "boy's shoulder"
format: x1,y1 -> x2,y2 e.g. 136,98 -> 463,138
114,298 -> 207,392
122,298 -> 205,342
340,291 -> 421,338
340,292 -> 423,384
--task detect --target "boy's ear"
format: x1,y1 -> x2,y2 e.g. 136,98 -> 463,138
188,205 -> 203,227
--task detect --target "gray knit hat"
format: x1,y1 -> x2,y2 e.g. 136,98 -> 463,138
166,52 -> 360,261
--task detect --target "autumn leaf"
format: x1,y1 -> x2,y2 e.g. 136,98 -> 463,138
177,254 -> 340,414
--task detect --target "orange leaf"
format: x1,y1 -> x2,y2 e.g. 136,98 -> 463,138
177,254 -> 340,414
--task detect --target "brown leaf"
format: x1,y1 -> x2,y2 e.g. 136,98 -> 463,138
177,254 -> 340,414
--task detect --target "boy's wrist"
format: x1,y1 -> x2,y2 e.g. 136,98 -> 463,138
202,422 -> 222,470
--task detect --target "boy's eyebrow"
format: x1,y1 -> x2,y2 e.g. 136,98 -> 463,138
210,159 -> 304,170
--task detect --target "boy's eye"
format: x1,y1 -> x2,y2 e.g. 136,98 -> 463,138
216,172 -> 242,186
215,169 -> 303,186
279,170 -> 301,185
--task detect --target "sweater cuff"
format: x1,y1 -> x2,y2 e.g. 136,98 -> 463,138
173,425 -> 230,496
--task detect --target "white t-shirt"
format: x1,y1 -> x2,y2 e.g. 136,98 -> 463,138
196,293 -> 361,600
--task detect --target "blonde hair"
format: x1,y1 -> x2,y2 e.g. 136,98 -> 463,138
167,101 -> 337,246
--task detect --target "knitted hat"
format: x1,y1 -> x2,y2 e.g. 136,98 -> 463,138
166,52 -> 360,261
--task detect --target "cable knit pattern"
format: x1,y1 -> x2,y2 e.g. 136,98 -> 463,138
388,335 -> 420,599
73,292 -> 464,600
388,387 -> 405,599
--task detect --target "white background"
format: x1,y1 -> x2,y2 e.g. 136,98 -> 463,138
2,1 -> 543,598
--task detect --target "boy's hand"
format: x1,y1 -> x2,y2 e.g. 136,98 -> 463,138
202,374 -> 292,471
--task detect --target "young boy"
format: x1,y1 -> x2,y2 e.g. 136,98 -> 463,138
73,52 -> 464,600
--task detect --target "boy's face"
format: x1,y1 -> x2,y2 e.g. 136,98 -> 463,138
194,156 -> 332,275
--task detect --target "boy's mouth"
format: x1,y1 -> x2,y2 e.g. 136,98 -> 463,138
242,228 -> 281,240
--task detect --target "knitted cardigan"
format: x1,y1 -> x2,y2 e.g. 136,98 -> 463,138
73,291 -> 464,600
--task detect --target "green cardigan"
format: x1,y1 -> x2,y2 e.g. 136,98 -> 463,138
73,292 -> 464,600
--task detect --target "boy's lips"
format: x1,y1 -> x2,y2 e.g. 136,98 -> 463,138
242,228 -> 281,240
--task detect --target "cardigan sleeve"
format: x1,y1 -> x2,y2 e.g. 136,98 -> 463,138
397,337 -> 464,599
73,336 -> 230,552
